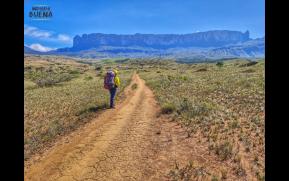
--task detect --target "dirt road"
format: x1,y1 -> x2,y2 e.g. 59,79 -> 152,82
25,73 -> 243,181
25,73 -> 163,180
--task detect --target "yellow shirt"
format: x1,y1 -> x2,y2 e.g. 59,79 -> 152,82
114,75 -> 120,87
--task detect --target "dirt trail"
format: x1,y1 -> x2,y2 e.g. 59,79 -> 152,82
25,73 -> 244,181
25,73 -> 161,181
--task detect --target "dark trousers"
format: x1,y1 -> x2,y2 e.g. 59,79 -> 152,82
109,87 -> 117,108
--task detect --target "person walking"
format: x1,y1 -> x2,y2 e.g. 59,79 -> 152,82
104,69 -> 120,108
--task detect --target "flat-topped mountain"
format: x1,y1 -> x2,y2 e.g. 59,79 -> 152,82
68,30 -> 250,51
25,30 -> 264,61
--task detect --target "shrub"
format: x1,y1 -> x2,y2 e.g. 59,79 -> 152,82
242,69 -> 256,73
34,73 -> 75,87
229,120 -> 240,129
34,77 -> 57,87
216,62 -> 224,67
239,61 -> 258,67
168,161 -> 209,181
95,65 -> 102,71
214,141 -> 233,160
46,120 -> 63,138
131,83 -> 138,90
84,76 -> 93,81
161,103 -> 176,114
235,165 -> 246,176
179,76 -> 188,81
196,68 -> 207,72
177,100 -> 212,119
211,175 -> 219,181
69,70 -> 80,74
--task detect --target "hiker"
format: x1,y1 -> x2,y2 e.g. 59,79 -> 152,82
104,69 -> 120,108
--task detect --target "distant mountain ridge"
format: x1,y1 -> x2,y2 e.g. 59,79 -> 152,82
207,37 -> 264,58
25,30 -> 264,61
67,30 -> 250,51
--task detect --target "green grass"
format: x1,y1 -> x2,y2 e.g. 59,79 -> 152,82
24,56 -> 265,179
161,103 -> 176,114
24,56 -> 132,160
139,59 -> 264,178
168,161 -> 214,180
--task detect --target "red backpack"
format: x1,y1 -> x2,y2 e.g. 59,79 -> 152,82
104,71 -> 115,89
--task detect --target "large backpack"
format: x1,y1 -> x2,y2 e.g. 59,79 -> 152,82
104,71 -> 115,89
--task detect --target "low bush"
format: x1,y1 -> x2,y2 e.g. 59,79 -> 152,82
161,103 -> 176,114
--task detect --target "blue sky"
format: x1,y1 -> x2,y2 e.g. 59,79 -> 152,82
24,0 -> 265,51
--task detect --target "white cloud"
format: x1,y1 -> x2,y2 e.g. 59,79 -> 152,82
28,43 -> 55,52
24,25 -> 52,39
57,34 -> 72,43
24,24 -> 72,43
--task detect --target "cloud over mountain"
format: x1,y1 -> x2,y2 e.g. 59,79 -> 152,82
27,43 -> 55,52
24,25 -> 72,43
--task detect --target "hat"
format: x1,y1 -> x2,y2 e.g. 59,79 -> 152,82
113,69 -> 118,75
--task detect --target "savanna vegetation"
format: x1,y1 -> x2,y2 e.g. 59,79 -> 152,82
138,59 -> 265,180
24,55 -> 264,180
24,56 -> 132,160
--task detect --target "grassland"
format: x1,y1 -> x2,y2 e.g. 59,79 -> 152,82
139,59 -> 265,180
24,55 -> 265,180
24,56 -> 132,160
